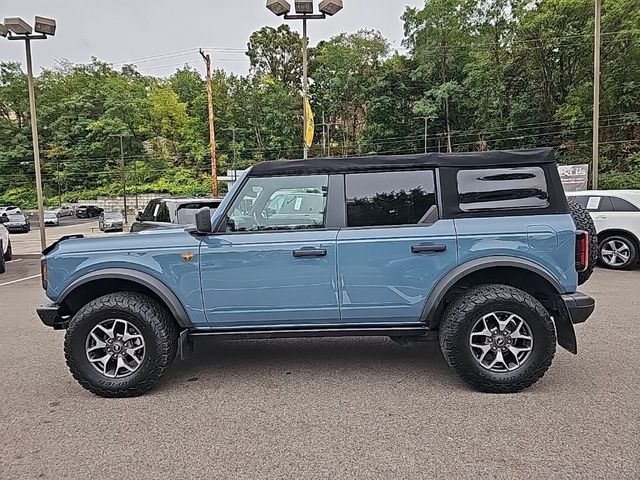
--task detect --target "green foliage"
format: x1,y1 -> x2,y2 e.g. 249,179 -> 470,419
1,0 -> 640,209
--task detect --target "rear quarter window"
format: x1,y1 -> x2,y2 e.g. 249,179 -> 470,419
457,167 -> 549,212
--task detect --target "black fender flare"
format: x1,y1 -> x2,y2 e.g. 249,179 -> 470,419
58,268 -> 193,328
421,256 -> 577,353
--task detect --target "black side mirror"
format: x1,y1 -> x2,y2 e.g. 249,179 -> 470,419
195,207 -> 212,234
0,216 -> 7,223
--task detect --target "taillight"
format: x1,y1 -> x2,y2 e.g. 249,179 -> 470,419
41,256 -> 48,290
576,231 -> 589,273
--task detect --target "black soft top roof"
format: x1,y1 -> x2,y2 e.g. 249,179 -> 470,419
249,148 -> 555,177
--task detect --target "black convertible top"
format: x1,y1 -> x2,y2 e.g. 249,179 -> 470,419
249,148 -> 555,177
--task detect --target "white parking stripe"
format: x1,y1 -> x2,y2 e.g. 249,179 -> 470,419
0,274 -> 41,287
7,259 -> 22,263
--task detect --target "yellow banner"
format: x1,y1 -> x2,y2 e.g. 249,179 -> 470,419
304,97 -> 314,148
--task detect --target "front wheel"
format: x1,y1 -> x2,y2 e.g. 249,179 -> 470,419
64,292 -> 178,398
440,284 -> 556,393
0,241 -> 5,274
4,240 -> 12,261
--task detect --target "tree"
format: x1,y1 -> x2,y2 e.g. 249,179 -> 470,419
247,25 -> 303,88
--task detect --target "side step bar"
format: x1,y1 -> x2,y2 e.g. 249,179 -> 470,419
178,325 -> 436,359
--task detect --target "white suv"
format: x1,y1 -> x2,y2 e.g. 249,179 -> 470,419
567,190 -> 640,270
0,221 -> 12,274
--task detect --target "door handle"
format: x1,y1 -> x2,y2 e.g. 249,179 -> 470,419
411,244 -> 447,254
293,248 -> 327,258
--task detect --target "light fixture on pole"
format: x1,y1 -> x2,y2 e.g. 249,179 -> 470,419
266,0 -> 291,16
1,16 -> 56,251
319,0 -> 343,15
295,0 -> 314,14
265,0 -> 343,159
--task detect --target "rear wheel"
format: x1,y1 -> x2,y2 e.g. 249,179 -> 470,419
440,284 -> 556,393
568,199 -> 598,285
599,235 -> 637,270
64,292 -> 178,398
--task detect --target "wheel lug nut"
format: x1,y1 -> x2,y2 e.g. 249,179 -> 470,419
501,347 -> 506,352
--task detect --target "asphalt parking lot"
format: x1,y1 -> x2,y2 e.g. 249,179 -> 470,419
0,262 -> 638,479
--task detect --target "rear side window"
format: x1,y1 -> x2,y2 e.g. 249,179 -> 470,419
457,167 -> 549,212
573,196 -> 614,212
611,196 -> 640,212
345,170 -> 436,227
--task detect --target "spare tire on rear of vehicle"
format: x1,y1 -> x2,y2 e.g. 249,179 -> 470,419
567,199 -> 598,285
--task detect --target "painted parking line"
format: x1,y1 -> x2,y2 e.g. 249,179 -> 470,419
0,274 -> 41,287
7,259 -> 23,263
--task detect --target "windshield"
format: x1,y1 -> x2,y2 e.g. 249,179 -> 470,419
103,212 -> 122,220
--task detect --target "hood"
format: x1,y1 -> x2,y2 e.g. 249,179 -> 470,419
47,227 -> 198,256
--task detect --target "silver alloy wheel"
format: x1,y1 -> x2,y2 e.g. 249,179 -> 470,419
469,312 -> 533,372
600,239 -> 631,267
85,319 -> 146,379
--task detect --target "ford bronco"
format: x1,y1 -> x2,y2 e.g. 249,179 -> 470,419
37,148 -> 596,397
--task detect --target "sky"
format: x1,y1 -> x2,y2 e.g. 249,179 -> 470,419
1,0 -> 424,77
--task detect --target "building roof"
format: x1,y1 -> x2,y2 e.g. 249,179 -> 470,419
249,148 -> 556,177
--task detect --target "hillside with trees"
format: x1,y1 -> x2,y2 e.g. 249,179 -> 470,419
1,0 -> 639,207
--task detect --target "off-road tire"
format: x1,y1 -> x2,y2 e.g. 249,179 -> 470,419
0,241 -> 5,274
64,292 -> 178,398
4,240 -> 12,261
598,234 -> 637,270
568,199 -> 598,285
440,284 -> 556,393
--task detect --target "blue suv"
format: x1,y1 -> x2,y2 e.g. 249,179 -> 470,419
37,148 -> 595,397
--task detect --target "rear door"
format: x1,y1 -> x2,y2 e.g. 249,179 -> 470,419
336,170 -> 457,325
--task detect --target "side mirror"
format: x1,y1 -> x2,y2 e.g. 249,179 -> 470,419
0,216 -> 7,223
195,207 -> 212,234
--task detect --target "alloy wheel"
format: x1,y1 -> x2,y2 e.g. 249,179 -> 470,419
469,311 -> 534,372
600,239 -> 631,267
85,319 -> 146,378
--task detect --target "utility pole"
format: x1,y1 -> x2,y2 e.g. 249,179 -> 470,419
416,116 -> 430,154
592,0 -> 602,189
318,113 -> 338,157
56,158 -> 61,206
110,133 -> 130,224
200,48 -> 218,196
223,126 -> 244,182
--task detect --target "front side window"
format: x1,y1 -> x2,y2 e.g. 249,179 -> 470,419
226,175 -> 328,232
457,167 -> 549,212
345,170 -> 437,227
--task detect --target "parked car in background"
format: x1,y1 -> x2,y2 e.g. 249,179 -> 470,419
75,205 -> 103,218
50,205 -> 74,217
0,220 -> 12,274
44,211 -> 61,226
0,206 -> 22,216
567,190 -> 640,270
130,197 -> 223,233
98,211 -> 125,232
1,212 -> 30,233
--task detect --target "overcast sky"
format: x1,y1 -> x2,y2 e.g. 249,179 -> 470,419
2,0 -> 424,77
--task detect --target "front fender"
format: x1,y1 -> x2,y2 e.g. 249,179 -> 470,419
58,268 -> 193,328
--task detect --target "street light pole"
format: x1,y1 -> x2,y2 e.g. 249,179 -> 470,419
23,37 -> 47,250
3,16 -> 55,251
302,17 -> 309,159
592,0 -> 602,189
266,1 -> 343,159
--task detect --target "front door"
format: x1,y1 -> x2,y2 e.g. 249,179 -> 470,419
337,170 -> 458,324
200,174 -> 340,327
